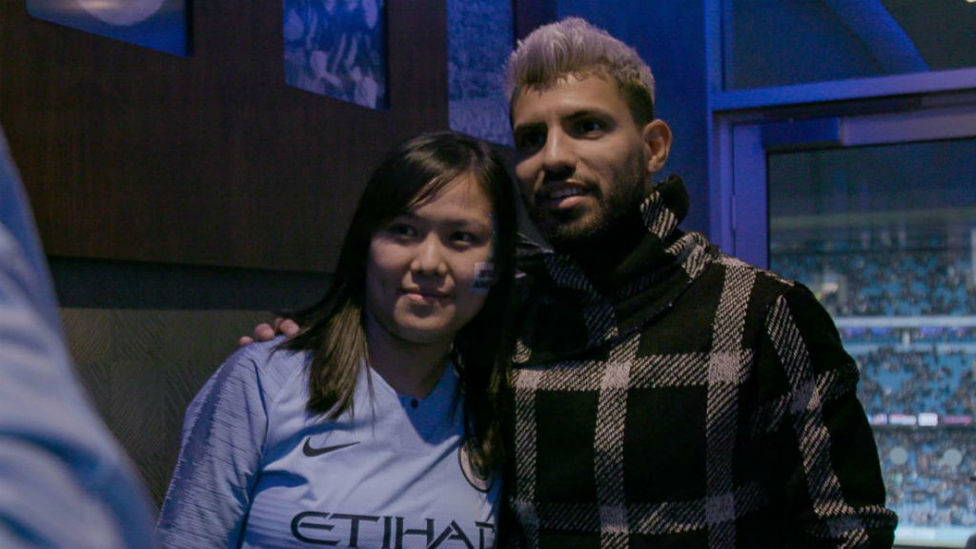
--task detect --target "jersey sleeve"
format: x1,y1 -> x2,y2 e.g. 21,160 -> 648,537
760,283 -> 897,547
0,125 -> 158,549
156,344 -> 274,549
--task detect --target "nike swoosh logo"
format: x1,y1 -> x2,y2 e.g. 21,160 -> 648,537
302,438 -> 361,457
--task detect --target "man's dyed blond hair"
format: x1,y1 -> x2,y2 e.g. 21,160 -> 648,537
507,17 -> 656,125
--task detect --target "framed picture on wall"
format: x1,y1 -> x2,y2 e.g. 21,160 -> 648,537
447,0 -> 515,146
27,0 -> 190,56
284,0 -> 389,110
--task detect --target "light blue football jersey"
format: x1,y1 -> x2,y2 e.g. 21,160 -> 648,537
0,123 -> 157,549
157,338 -> 499,549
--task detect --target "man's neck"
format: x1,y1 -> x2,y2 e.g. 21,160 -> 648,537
364,319 -> 452,399
559,213 -> 646,294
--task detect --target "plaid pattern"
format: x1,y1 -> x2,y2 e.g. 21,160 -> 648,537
506,177 -> 896,548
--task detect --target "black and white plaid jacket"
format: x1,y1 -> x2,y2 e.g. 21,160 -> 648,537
505,176 -> 897,548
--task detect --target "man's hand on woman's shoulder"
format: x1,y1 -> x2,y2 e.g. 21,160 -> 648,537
239,316 -> 300,346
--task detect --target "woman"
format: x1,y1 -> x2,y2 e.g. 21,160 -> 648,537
157,131 -> 517,548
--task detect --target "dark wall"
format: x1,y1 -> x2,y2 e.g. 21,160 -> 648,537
0,0 -> 447,273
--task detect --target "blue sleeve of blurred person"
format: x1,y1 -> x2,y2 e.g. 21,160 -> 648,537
0,123 -> 157,548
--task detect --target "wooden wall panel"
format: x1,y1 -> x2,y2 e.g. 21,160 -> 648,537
62,307 -> 273,505
0,0 -> 448,272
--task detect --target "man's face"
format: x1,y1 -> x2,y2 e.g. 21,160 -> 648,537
511,74 -> 669,250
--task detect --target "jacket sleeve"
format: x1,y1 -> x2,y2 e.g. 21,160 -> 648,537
761,283 -> 897,548
156,346 -> 271,549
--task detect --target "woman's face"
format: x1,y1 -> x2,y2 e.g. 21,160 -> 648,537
364,174 -> 494,346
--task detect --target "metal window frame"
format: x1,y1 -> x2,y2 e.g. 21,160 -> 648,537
705,0 -> 976,267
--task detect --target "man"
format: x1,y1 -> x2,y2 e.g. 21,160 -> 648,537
0,122 -> 157,548
251,17 -> 897,547
501,17 -> 894,548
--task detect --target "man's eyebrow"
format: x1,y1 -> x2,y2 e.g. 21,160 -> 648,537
512,120 -> 543,135
514,109 -> 609,132
564,108 -> 609,121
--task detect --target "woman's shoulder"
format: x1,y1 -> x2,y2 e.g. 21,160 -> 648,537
214,336 -> 310,398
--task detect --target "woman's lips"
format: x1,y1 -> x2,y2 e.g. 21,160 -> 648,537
401,289 -> 450,304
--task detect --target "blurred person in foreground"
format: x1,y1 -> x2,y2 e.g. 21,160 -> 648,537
0,123 -> 156,548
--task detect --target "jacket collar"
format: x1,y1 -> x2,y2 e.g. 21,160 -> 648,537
514,175 -> 716,365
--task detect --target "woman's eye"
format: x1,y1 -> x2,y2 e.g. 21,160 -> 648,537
451,231 -> 480,245
387,223 -> 417,238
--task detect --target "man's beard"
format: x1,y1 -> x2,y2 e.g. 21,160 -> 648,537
531,162 -> 648,255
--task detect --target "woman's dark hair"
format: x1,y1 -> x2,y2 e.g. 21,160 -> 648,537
284,131 -> 517,470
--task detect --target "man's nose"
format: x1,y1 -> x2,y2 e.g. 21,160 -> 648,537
540,130 -> 575,179
411,235 -> 448,276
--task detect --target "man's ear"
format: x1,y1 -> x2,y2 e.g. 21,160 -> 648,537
642,119 -> 673,175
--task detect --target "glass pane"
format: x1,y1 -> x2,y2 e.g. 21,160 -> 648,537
768,138 -> 976,547
725,0 -> 976,90
447,0 -> 513,146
